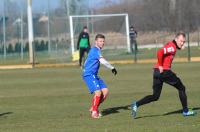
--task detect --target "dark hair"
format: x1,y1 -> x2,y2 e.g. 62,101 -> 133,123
176,32 -> 186,38
95,34 -> 105,40
83,26 -> 87,29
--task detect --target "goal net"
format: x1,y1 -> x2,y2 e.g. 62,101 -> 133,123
69,13 -> 131,61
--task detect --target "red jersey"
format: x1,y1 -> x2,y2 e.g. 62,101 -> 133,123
154,40 -> 178,70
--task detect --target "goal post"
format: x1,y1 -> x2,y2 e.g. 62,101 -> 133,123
69,13 -> 131,55
27,0 -> 34,65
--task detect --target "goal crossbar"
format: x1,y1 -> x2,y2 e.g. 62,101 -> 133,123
70,13 -> 129,18
69,13 -> 130,54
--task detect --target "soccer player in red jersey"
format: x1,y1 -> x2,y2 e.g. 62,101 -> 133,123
131,32 -> 196,118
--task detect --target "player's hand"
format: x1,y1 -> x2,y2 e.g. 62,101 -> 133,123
112,68 -> 117,75
158,66 -> 163,73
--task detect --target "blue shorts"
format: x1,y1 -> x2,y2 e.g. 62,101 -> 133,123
83,75 -> 107,94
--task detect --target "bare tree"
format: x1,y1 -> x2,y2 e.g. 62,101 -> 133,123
94,0 -> 200,32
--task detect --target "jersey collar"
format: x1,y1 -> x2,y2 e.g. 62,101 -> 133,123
95,45 -> 101,50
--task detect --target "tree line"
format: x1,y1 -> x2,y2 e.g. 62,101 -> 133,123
0,40 -> 49,54
94,0 -> 200,32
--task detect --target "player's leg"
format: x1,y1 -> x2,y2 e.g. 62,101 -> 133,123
131,69 -> 163,118
89,77 -> 109,117
100,88 -> 109,104
98,77 -> 108,104
82,48 -> 88,65
130,39 -> 134,53
83,75 -> 102,118
163,70 -> 196,116
136,69 -> 163,107
79,48 -> 84,66
86,47 -> 90,54
91,90 -> 102,118
89,88 -> 108,112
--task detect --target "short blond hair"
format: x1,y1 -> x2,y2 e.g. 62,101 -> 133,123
176,32 -> 186,38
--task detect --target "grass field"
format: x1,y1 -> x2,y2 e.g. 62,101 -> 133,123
0,62 -> 200,132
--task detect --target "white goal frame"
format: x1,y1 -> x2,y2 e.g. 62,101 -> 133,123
69,13 -> 131,54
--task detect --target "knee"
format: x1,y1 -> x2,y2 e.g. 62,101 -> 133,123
152,94 -> 160,101
94,90 -> 102,96
101,88 -> 109,97
175,79 -> 186,92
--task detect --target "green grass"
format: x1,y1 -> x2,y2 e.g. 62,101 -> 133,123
0,62 -> 200,132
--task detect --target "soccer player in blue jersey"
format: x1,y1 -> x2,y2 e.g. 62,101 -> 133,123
82,34 -> 117,119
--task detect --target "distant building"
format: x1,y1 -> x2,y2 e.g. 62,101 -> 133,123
38,15 -> 48,23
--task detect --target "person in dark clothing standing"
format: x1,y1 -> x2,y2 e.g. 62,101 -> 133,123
77,26 -> 91,67
131,32 -> 197,118
129,26 -> 138,53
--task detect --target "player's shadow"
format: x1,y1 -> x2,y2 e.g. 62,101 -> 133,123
0,112 -> 13,118
101,105 -> 130,116
163,107 -> 200,116
135,107 -> 200,119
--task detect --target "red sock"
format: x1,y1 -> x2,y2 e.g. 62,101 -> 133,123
92,95 -> 101,112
